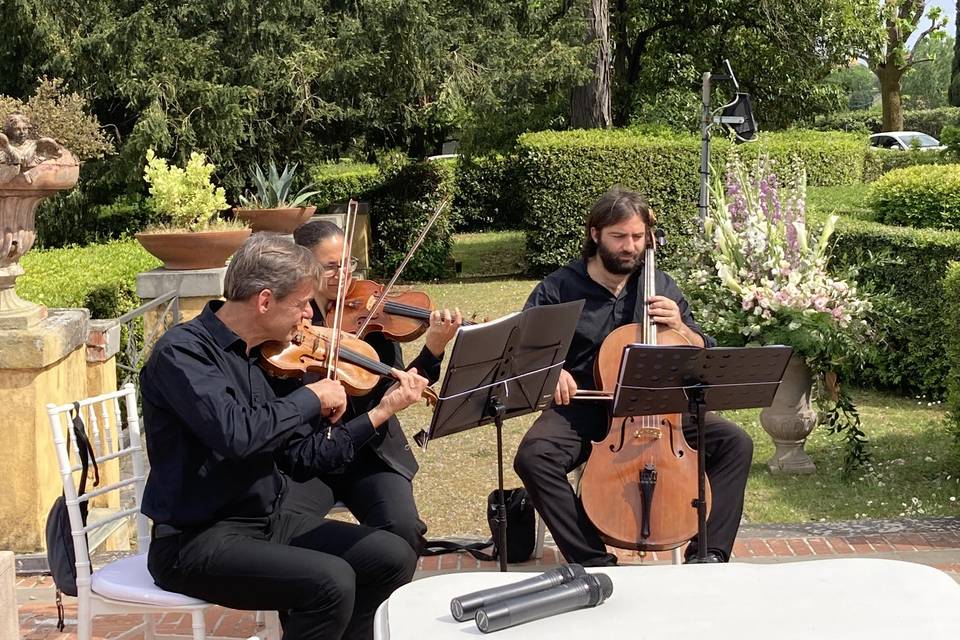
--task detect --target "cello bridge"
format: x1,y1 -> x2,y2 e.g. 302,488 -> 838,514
634,427 -> 663,440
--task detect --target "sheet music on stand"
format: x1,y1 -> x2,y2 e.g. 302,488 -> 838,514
416,299 -> 584,571
420,299 -> 584,444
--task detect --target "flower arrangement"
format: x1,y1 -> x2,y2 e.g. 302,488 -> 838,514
143,149 -> 232,231
688,153 -> 877,473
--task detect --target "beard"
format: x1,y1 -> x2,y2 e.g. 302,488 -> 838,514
597,240 -> 641,275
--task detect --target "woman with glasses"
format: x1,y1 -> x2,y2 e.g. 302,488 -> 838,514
281,220 -> 462,554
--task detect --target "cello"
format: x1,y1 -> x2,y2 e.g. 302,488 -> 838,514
578,229 -> 712,551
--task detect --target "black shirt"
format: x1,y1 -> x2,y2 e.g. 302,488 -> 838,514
524,260 -> 716,391
140,301 -> 375,528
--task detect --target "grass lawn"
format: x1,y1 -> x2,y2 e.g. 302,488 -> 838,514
451,230 -> 526,277
807,183 -> 874,221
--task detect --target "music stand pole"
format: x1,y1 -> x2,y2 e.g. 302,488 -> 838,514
487,397 -> 509,573
419,300 -> 584,572
687,385 -> 709,563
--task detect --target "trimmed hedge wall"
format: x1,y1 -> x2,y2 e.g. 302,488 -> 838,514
868,164 -> 960,230
827,217 -> 960,396
308,162 -> 382,209
813,107 -> 960,137
945,262 -> 960,448
452,154 -> 524,231
517,128 -> 868,275
17,239 -> 159,318
365,159 -> 456,281
863,148 -> 949,182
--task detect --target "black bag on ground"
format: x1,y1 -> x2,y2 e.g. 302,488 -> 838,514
423,488 -> 536,563
44,403 -> 100,629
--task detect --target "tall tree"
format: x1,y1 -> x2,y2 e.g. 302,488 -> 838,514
863,0 -> 946,132
570,0 -> 612,128
950,0 -> 960,105
902,35 -> 954,109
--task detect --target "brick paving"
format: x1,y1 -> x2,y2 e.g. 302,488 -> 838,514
16,517 -> 960,639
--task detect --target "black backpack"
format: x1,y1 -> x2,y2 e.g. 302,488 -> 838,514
45,403 -> 100,629
423,487 -> 536,563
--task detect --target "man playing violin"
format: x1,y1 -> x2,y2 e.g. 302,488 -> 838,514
140,233 -> 428,640
284,220 -> 462,554
515,186 -> 754,566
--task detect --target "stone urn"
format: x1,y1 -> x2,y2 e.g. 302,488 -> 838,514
759,353 -> 818,474
233,206 -> 316,233
0,150 -> 79,329
135,228 -> 252,270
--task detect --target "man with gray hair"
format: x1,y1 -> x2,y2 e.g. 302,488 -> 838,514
139,233 -> 424,640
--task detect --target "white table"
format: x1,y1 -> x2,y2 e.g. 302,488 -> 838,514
374,559 -> 960,639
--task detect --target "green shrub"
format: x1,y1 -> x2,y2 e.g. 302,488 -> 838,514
868,164 -> 960,230
517,128 -> 868,275
826,217 -> 960,396
814,107 -> 960,137
452,154 -> 523,231
945,262 -> 960,451
366,159 -> 455,281
863,147 -> 948,182
17,240 -> 159,318
307,161 -> 383,210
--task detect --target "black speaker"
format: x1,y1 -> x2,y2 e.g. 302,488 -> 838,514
722,93 -> 757,142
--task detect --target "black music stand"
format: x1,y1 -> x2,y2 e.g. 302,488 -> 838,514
611,344 -> 793,563
416,300 -> 584,572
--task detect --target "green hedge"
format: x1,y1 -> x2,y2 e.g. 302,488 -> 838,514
868,164 -> 960,230
17,240 -> 160,318
365,159 -> 456,281
863,148 -> 949,182
813,107 -> 960,138
307,162 -> 383,209
945,262 -> 960,450
827,217 -> 960,396
452,154 -> 524,231
517,128 -> 868,275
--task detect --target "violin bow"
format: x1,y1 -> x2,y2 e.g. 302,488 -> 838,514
326,198 -> 359,382
355,196 -> 451,338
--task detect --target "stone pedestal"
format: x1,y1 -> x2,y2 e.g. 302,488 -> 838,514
136,266 -> 225,339
760,354 -> 818,474
0,309 -> 89,551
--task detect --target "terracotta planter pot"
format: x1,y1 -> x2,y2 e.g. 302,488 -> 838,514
233,206 -> 316,233
135,228 -> 253,270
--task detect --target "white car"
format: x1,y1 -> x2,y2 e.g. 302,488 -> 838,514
869,131 -> 945,151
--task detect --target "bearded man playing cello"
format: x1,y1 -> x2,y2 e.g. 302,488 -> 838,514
515,186 -> 754,566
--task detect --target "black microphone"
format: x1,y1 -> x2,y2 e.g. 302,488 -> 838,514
474,572 -> 613,633
449,564 -> 586,622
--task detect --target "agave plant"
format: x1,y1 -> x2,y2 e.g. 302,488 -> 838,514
238,161 -> 321,209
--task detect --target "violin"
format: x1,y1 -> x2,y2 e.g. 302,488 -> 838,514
338,279 -> 478,342
578,229 -> 712,551
260,322 -> 438,407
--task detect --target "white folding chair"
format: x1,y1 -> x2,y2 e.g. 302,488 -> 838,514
47,383 -> 280,640
532,464 -> 683,565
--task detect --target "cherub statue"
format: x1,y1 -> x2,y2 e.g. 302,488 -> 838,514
0,113 -> 64,170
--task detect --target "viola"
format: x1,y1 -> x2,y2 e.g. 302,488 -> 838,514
259,322 -> 438,407
338,279 -> 478,342
578,230 -> 712,551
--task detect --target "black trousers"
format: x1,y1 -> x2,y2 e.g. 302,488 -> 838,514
147,504 -> 416,640
513,405 -> 753,566
283,450 -> 428,555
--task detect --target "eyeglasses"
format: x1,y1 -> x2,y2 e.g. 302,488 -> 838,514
320,257 -> 359,278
